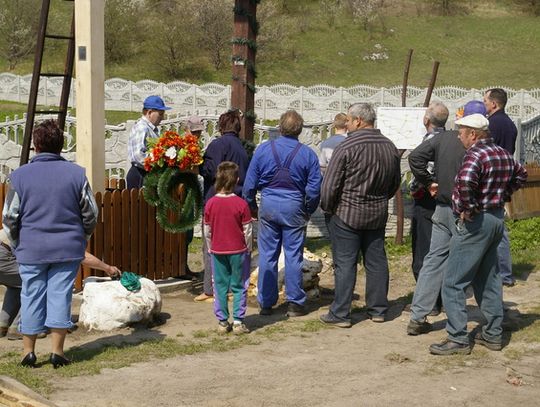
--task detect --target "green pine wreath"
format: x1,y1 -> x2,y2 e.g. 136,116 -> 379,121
143,167 -> 203,233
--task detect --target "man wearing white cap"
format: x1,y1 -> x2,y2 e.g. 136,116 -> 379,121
126,95 -> 172,189
429,114 -> 527,355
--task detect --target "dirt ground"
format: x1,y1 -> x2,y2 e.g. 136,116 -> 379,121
1,255 -> 540,407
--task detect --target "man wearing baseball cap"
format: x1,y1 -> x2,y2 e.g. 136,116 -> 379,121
126,95 -> 172,189
429,113 -> 527,355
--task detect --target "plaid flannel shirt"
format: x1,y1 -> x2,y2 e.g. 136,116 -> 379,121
127,116 -> 160,167
452,138 -> 527,215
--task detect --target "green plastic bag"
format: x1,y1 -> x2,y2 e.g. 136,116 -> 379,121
120,271 -> 141,292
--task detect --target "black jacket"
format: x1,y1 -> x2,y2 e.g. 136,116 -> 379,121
408,130 -> 466,205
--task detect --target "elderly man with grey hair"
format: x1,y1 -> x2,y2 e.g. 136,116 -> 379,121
408,101 -> 449,312
319,103 -> 401,327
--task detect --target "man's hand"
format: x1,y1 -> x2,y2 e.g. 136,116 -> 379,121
428,183 -> 439,197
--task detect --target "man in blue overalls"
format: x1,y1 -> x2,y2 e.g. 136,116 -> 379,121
243,110 -> 321,317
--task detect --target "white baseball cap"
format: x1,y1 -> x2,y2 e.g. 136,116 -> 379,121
454,113 -> 489,130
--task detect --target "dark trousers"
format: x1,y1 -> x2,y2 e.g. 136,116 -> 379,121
411,202 -> 435,280
328,215 -> 389,322
126,165 -> 146,189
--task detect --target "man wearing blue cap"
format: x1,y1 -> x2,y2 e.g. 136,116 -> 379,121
126,95 -> 172,189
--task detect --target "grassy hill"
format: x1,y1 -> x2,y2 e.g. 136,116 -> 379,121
0,0 -> 538,89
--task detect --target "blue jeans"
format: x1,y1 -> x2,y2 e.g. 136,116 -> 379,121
443,210 -> 505,345
327,215 -> 389,322
497,226 -> 514,284
19,261 -> 81,334
411,204 -> 455,322
257,189 -> 307,308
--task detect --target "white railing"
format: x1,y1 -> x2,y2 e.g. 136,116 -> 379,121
1,73 -> 540,122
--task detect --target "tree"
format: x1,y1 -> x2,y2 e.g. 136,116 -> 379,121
143,2 -> 199,79
256,0 -> 295,62
194,0 -> 234,70
0,0 -> 40,70
346,0 -> 386,35
104,0 -> 142,64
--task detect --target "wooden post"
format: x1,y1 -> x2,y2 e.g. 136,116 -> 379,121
231,0 -> 257,141
75,0 -> 105,193
394,49 -> 414,245
423,61 -> 440,107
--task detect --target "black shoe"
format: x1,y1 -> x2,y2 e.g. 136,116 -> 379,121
20,352 -> 37,368
50,353 -> 71,369
429,339 -> 471,355
502,279 -> 516,288
474,332 -> 502,351
428,307 -> 442,317
319,313 -> 352,328
407,319 -> 431,335
286,302 -> 307,317
259,307 -> 273,316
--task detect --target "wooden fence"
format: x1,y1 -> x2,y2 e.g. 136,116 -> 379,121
1,181 -> 187,290
506,164 -> 540,220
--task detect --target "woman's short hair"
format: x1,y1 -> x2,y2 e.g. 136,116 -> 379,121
215,161 -> 239,194
33,120 -> 64,154
279,110 -> 304,137
218,110 -> 242,134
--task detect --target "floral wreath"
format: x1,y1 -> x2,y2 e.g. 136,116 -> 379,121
143,131 -> 204,233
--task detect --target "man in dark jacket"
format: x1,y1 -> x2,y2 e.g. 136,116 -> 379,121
483,88 -> 518,287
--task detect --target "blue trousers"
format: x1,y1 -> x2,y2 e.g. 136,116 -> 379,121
257,190 -> 307,308
443,210 -> 505,345
19,261 -> 80,334
497,226 -> 514,284
327,215 -> 389,322
410,204 -> 455,322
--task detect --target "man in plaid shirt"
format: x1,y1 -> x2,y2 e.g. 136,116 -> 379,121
430,113 -> 527,356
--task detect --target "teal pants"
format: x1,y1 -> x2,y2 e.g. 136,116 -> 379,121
211,252 -> 251,322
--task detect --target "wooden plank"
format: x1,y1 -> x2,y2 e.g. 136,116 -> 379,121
138,189 -> 148,277
155,217 -> 165,280
112,190 -> 123,269
121,189 -> 130,271
93,192 -> 105,277
163,227 -> 172,279
147,203 -> 156,281
171,228 -> 179,278
102,191 -> 112,278
130,189 -> 139,273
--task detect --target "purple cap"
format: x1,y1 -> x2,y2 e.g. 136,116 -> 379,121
463,100 -> 486,117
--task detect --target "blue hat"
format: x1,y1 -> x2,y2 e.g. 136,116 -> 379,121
463,100 -> 486,117
143,95 -> 172,111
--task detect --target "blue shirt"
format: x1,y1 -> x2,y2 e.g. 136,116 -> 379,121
243,135 -> 321,214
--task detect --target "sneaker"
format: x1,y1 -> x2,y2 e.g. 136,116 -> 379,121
194,293 -> 213,302
429,339 -> 471,355
6,330 -> 23,341
259,307 -> 273,316
407,319 -> 431,336
232,322 -> 250,335
217,321 -> 231,334
286,302 -> 307,317
474,332 -> 502,351
369,314 -> 385,323
319,313 -> 352,328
